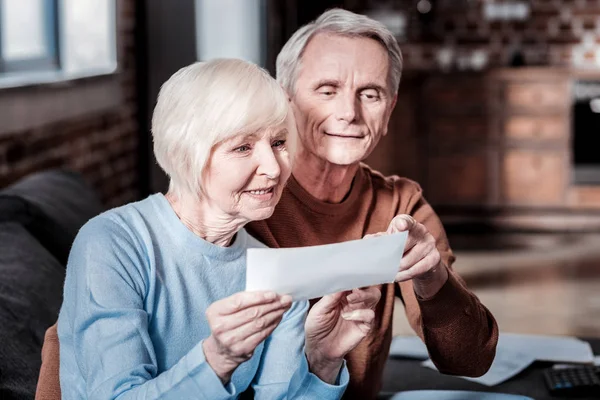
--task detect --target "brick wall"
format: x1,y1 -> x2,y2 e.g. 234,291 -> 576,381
0,0 -> 140,209
363,0 -> 600,71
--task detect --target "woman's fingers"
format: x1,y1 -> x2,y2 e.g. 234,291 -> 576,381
211,295 -> 292,334
233,317 -> 284,357
341,308 -> 375,323
311,291 -> 346,315
345,287 -> 381,308
217,306 -> 288,353
212,291 -> 281,316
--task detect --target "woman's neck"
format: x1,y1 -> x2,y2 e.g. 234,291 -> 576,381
165,191 -> 245,247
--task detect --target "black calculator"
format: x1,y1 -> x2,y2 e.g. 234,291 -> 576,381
543,365 -> 600,397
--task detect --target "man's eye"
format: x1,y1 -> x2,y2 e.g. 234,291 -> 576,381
272,140 -> 286,148
361,91 -> 380,101
234,145 -> 251,152
317,86 -> 336,96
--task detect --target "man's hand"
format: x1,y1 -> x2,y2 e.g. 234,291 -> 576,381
365,214 -> 449,299
304,287 -> 381,384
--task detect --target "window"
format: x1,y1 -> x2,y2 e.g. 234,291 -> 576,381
195,0 -> 266,67
0,0 -> 59,73
0,0 -> 116,87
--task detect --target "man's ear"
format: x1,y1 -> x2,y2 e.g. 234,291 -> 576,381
382,93 -> 399,138
279,83 -> 293,102
391,93 -> 398,110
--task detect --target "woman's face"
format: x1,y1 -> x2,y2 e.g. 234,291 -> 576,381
202,121 -> 293,222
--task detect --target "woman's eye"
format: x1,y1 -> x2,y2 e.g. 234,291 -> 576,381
234,145 -> 251,152
272,140 -> 286,148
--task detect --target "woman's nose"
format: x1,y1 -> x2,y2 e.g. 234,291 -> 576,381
256,147 -> 281,179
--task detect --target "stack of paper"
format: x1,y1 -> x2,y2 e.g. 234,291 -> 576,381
390,333 -> 595,386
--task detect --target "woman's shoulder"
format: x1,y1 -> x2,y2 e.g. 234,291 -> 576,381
245,229 -> 269,249
75,195 -> 164,255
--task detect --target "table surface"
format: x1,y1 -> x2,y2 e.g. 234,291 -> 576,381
378,338 -> 600,400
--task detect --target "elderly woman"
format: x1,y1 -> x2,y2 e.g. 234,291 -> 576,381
57,59 -> 380,399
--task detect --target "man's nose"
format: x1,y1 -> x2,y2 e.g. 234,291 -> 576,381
335,92 -> 358,123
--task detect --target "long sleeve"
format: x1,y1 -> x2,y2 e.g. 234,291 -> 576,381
398,184 -> 499,377
251,300 -> 349,399
58,217 -> 237,400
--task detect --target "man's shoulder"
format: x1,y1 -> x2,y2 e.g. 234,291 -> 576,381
359,163 -> 423,196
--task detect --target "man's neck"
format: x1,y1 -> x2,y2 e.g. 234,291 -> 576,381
293,150 -> 359,204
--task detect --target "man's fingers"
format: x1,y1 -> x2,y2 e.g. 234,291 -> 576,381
388,214 -> 417,234
363,232 -> 384,240
398,241 -> 431,273
214,291 -> 284,316
395,252 -> 441,282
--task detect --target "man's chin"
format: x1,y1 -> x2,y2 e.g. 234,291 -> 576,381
320,150 -> 365,167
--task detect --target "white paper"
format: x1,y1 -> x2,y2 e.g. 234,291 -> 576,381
246,232 -> 407,300
422,350 -> 535,387
499,333 -> 594,364
389,335 -> 430,360
420,333 -> 595,386
390,390 -> 534,400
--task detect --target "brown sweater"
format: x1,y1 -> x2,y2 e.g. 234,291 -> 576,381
246,164 -> 499,400
36,164 -> 498,400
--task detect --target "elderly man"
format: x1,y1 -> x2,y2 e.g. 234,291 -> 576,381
36,8 -> 497,400
244,8 -> 499,400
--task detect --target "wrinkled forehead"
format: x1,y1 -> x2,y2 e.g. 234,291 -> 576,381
298,33 -> 391,88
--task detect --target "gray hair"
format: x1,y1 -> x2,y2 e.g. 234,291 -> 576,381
152,59 -> 293,198
276,8 -> 403,96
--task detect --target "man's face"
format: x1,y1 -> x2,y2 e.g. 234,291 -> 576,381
291,33 -> 397,166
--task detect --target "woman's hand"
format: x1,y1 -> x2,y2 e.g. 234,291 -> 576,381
203,291 -> 292,384
304,286 -> 381,383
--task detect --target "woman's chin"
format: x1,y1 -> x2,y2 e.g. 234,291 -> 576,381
243,206 -> 276,222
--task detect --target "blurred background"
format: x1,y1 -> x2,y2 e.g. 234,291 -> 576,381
0,0 -> 599,342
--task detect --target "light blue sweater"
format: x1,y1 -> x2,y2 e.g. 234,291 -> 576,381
58,194 -> 348,399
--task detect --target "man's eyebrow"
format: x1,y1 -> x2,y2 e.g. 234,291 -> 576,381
358,83 -> 387,93
313,79 -> 341,89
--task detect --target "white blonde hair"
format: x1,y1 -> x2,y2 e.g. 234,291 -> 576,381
152,58 -> 294,198
277,8 -> 403,95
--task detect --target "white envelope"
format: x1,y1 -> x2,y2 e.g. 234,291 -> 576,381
246,231 -> 407,300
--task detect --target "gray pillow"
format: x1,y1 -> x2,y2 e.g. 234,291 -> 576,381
0,169 -> 104,265
0,222 -> 65,399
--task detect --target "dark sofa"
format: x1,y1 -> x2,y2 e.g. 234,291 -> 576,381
0,169 -> 104,399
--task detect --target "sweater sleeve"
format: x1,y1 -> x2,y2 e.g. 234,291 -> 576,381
251,300 -> 349,399
58,217 -> 238,400
396,182 -> 499,377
